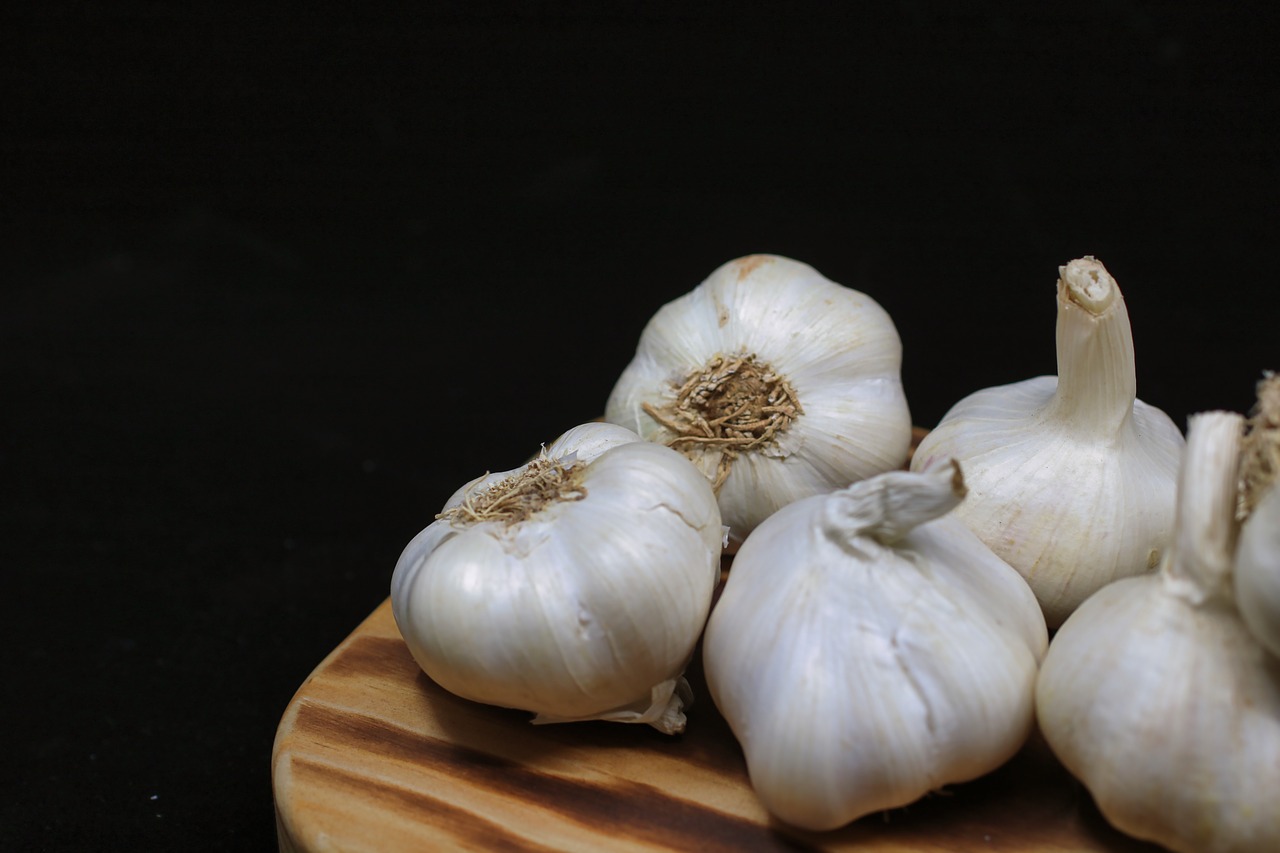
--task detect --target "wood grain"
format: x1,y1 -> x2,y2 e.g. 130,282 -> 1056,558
272,587 -> 1163,852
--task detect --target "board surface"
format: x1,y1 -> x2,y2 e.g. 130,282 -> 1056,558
272,590 -> 1162,852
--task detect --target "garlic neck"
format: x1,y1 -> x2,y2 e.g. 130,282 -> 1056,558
822,460 -> 966,551
1161,411 -> 1243,605
1045,257 -> 1138,437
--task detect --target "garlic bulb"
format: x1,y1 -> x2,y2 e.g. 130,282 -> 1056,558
390,421 -> 723,734
911,256 -> 1184,627
606,254 -> 912,547
702,461 -> 1047,831
1236,372 -> 1280,657
1036,411 -> 1280,853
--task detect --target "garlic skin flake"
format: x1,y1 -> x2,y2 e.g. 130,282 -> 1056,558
390,422 -> 723,734
702,462 -> 1047,831
911,256 -> 1184,627
606,254 -> 912,546
1036,412 -> 1280,853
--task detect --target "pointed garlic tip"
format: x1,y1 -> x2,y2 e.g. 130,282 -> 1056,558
824,460 -> 966,547
1050,254 -> 1137,435
1164,410 -> 1244,602
1059,256 -> 1118,315
1240,371 -> 1280,519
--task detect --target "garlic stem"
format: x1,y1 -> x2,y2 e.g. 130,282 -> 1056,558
823,460 -> 966,547
1048,257 -> 1138,435
1162,411 -> 1244,605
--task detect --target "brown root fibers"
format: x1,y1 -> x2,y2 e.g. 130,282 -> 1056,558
438,452 -> 587,527
1240,372 -> 1280,519
642,353 -> 802,492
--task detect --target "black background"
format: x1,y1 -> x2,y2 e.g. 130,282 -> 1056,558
6,3 -> 1277,851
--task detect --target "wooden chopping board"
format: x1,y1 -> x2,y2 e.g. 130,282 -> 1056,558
271,586 -> 1163,853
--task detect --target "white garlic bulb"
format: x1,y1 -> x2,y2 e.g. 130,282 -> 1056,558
1236,372 -> 1280,657
911,256 -> 1184,627
1036,411 -> 1280,853
390,422 -> 723,734
606,254 -> 912,547
702,461 -> 1048,831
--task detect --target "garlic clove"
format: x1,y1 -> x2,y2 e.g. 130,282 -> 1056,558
911,257 -> 1184,627
606,254 -> 912,546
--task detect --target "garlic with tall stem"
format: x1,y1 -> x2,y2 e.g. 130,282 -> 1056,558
606,254 -> 912,547
911,256 -> 1184,626
702,461 -> 1047,831
1236,372 -> 1280,657
1036,411 -> 1280,853
390,422 -> 724,734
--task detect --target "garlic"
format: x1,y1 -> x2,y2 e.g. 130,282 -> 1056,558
702,461 -> 1047,831
1235,372 -> 1280,657
605,254 -> 912,547
390,421 -> 723,734
1238,485 -> 1280,658
910,256 -> 1184,627
1036,411 -> 1280,853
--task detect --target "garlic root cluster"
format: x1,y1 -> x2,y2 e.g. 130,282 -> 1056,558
1035,412 -> 1280,853
911,256 -> 1184,627
606,254 -> 912,547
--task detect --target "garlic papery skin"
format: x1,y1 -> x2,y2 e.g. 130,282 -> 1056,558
390,421 -> 723,734
1236,372 -> 1280,657
910,256 -> 1184,627
702,461 -> 1047,831
1036,412 -> 1280,853
605,254 -> 912,547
